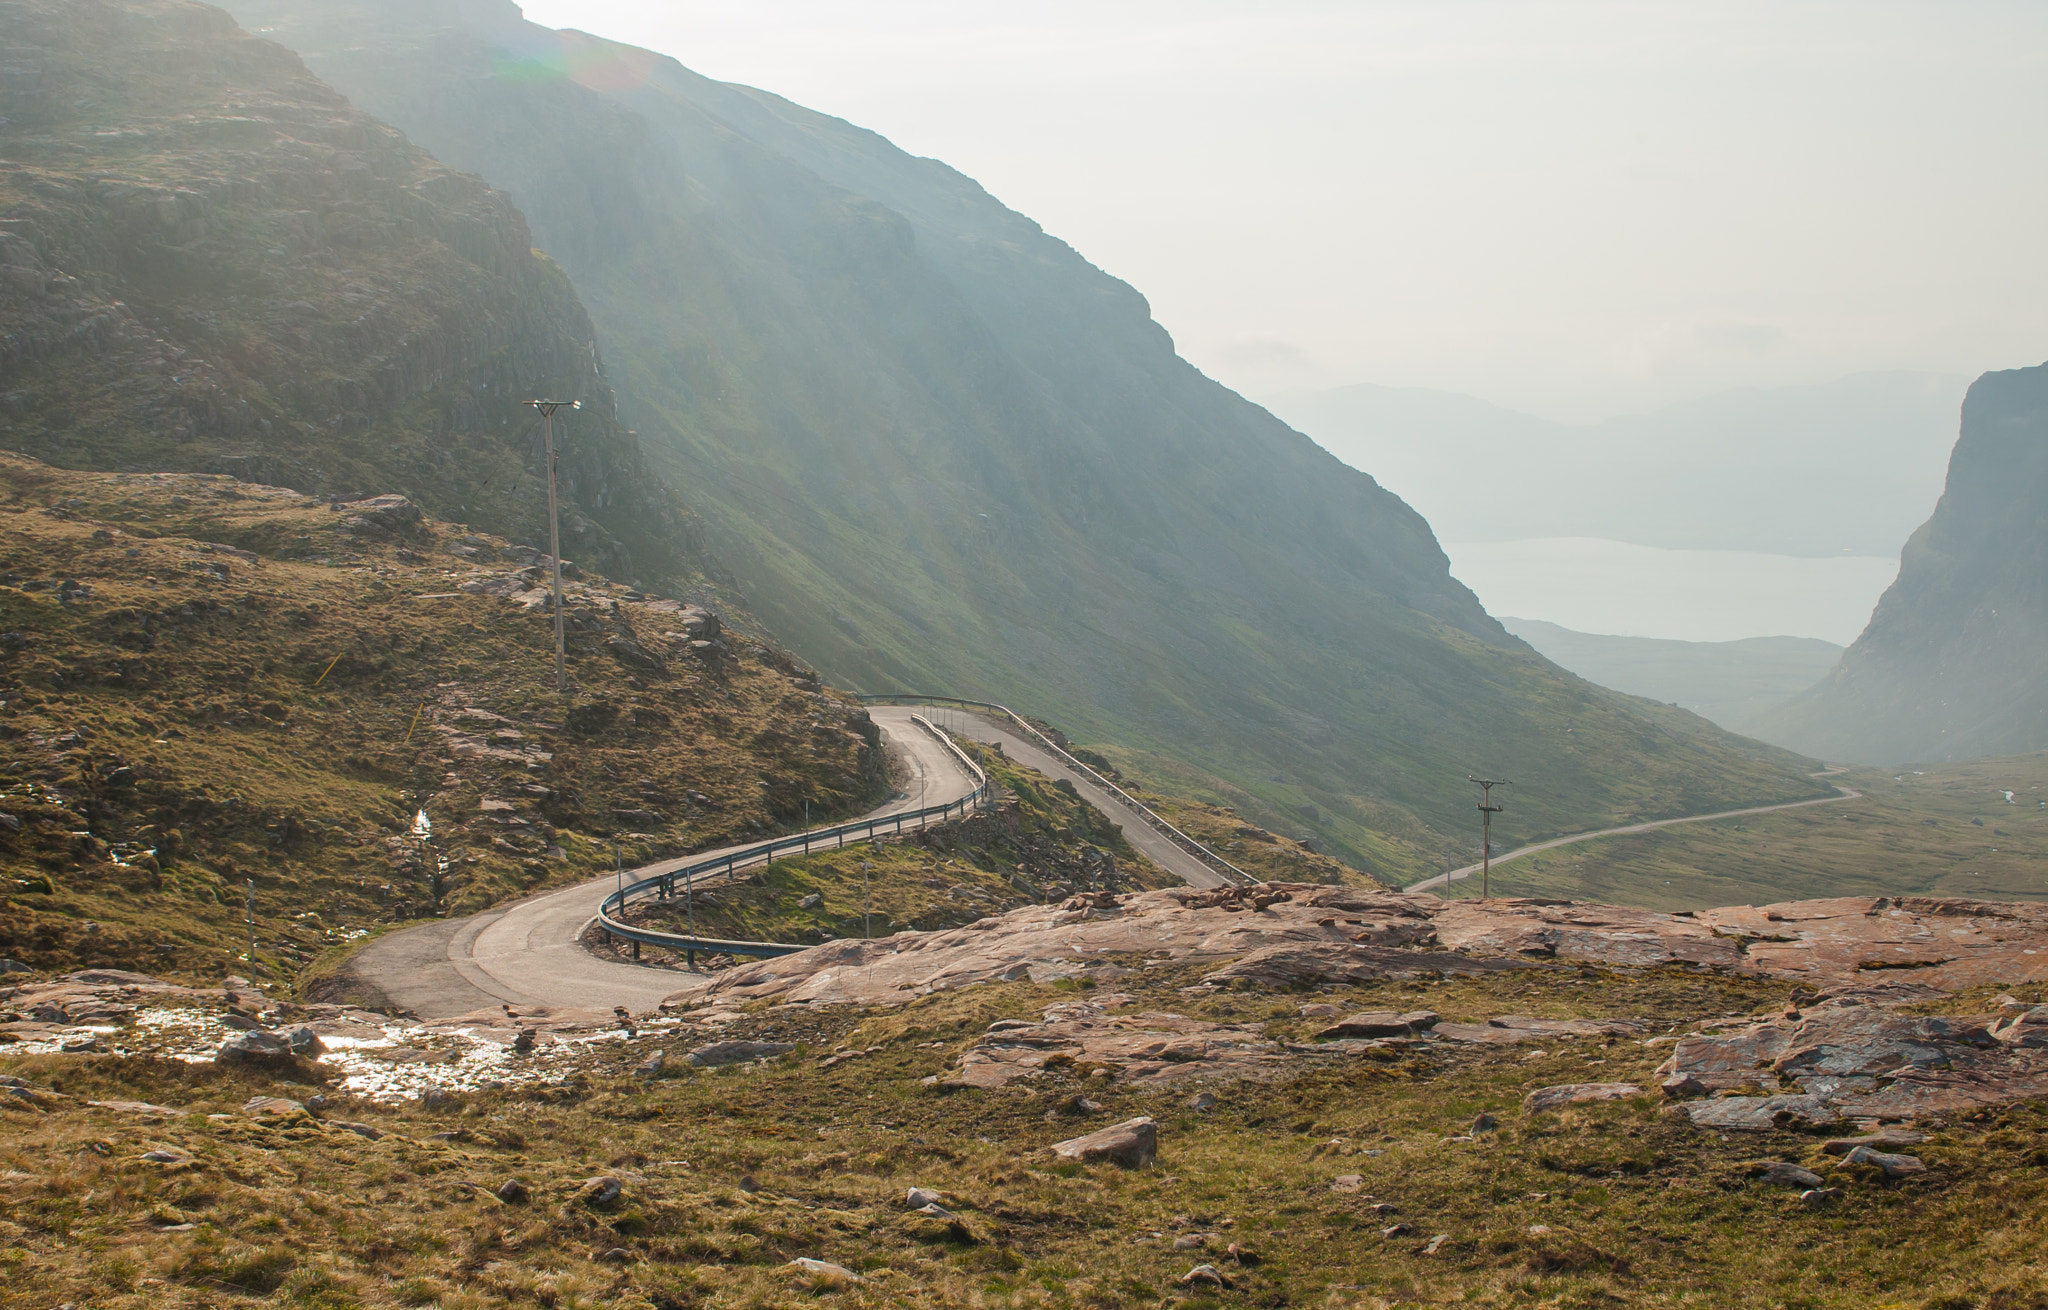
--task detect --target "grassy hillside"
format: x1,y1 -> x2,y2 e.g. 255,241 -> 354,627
1768,362 -> 2048,764
1461,754 -> 2048,910
0,0 -> 709,591
0,456 -> 886,980
1500,618 -> 1842,738
212,0 -> 1830,882
9,961 -> 2048,1307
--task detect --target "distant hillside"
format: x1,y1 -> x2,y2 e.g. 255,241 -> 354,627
1268,371 -> 1967,558
219,0 -> 1831,879
1767,362 -> 2048,764
1499,618 -> 1842,738
0,0 -> 708,590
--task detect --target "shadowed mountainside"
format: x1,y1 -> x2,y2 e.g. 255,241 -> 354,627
1768,361 -> 2048,764
220,0 -> 1831,879
0,0 -> 708,589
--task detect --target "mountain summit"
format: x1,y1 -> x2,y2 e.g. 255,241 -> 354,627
1768,361 -> 2048,764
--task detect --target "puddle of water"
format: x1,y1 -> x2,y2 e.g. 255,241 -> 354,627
5,1003 -> 708,1102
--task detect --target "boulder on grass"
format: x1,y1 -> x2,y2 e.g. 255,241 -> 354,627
1523,1083 -> 1642,1114
1050,1116 -> 1158,1168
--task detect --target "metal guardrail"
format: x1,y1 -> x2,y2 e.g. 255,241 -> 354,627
857,694 -> 1257,887
591,715 -> 991,961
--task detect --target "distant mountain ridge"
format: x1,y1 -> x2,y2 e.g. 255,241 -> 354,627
1766,361 -> 2048,764
1500,618 -> 1842,739
1267,371 -> 1968,558
212,0 -> 1832,876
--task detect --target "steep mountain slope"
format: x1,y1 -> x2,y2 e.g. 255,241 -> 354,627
222,0 -> 1829,878
1499,618 -> 1842,738
1768,362 -> 2048,764
0,0 -> 705,589
1267,371 -> 1967,557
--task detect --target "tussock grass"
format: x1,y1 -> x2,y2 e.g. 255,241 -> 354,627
7,964 -> 2048,1307
0,457 -> 886,985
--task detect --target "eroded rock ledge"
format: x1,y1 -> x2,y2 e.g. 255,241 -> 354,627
663,885 -> 2048,1010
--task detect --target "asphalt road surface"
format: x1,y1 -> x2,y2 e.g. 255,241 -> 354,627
333,706 -> 980,1019
1403,770 -> 1862,894
907,704 -> 1233,890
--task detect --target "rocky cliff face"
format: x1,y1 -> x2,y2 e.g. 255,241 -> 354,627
221,0 -> 1830,877
0,0 -> 706,587
1769,362 -> 2048,764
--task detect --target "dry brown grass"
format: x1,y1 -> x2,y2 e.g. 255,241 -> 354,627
0,456 -> 885,984
7,963 -> 2048,1308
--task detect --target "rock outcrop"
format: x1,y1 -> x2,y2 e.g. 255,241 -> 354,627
662,886 -> 2048,1010
1768,361 -> 2048,762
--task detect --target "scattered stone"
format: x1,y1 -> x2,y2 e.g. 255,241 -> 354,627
511,1028 -> 536,1054
1423,1234 -> 1449,1255
1173,1234 -> 1205,1250
800,893 -> 824,909
1662,1073 -> 1710,1100
1297,1003 -> 1341,1017
1752,1161 -> 1826,1189
216,1030 -> 293,1067
1049,1116 -> 1158,1168
60,1035 -> 102,1052
285,1026 -> 323,1057
1842,1146 -> 1925,1178
787,1257 -> 861,1285
576,1176 -> 623,1208
1433,1014 -> 1649,1045
1368,1202 -> 1398,1215
595,1248 -> 634,1264
1523,1082 -> 1643,1113
1187,1092 -> 1218,1112
496,1180 -> 529,1203
1471,1112 -> 1498,1133
89,1099 -> 177,1115
1045,1092 -> 1102,1119
687,1040 -> 795,1068
1801,1188 -> 1843,1208
140,1149 -> 189,1164
422,1088 -> 459,1109
1381,1222 -> 1417,1238
739,1174 -> 761,1193
1315,1010 -> 1440,1039
915,1201 -> 962,1223
636,1049 -> 666,1078
1682,1095 -> 1839,1132
241,1096 -> 306,1119
907,1187 -> 945,1209
304,1094 -> 328,1112
1330,1175 -> 1364,1193
329,1121 -> 382,1141
1527,1224 -> 1552,1235
1224,1242 -> 1260,1266
1821,1133 -> 1925,1155
0,959 -> 30,974
1179,1265 -> 1231,1289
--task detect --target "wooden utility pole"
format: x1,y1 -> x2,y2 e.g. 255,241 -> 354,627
1468,776 -> 1510,899
524,399 -> 579,693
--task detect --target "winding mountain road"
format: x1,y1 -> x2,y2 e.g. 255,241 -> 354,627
908,705 -> 1235,890
333,706 -> 980,1019
1403,770 -> 1863,894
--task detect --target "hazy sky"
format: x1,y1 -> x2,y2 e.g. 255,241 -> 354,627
515,0 -> 2047,421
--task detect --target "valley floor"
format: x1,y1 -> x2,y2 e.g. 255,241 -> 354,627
1432,754 -> 2048,911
